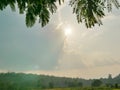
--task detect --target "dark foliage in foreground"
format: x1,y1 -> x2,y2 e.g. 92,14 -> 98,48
0,0 -> 119,28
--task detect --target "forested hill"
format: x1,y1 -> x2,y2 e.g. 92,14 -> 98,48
0,72 -> 120,89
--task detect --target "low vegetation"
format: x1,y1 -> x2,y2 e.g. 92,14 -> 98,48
46,87 -> 113,90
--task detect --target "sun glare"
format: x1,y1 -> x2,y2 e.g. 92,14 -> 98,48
64,27 -> 72,37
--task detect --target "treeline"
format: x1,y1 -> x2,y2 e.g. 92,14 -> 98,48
0,72 -> 120,90
0,72 -> 83,90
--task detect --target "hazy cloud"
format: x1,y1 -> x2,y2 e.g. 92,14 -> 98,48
0,2 -> 120,78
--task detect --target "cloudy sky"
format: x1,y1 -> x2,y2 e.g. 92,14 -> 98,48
0,1 -> 120,79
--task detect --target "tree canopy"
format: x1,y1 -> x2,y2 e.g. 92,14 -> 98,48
0,0 -> 119,28
91,79 -> 102,87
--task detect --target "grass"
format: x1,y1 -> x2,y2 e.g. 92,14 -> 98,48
44,87 -> 116,90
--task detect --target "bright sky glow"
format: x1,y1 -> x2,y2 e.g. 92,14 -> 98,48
64,27 -> 72,36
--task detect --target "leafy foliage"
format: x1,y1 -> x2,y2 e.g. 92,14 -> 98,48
70,0 -> 105,28
0,0 -> 119,28
91,79 -> 102,87
70,0 -> 120,28
0,0 -> 59,27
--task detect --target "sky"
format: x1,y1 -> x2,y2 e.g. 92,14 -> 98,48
0,1 -> 120,79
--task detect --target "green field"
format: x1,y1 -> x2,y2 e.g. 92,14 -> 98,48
45,87 -> 120,90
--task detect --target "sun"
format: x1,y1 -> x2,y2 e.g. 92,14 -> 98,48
64,27 -> 72,37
